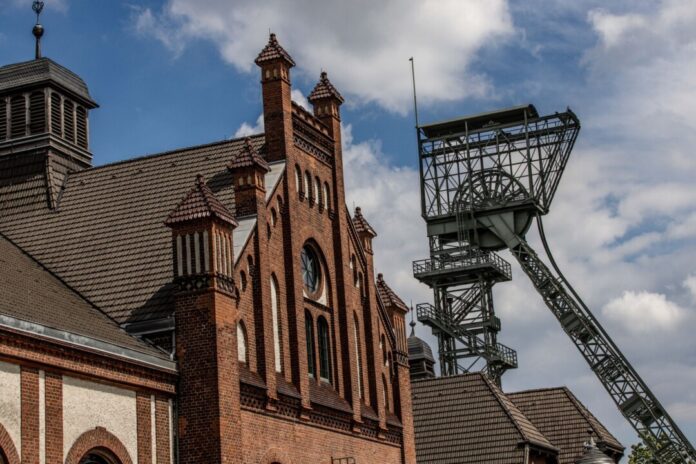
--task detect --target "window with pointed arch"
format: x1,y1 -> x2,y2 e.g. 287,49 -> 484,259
270,274 -> 282,373
78,450 -> 120,464
323,182 -> 330,210
300,244 -> 323,300
237,321 -> 248,364
353,313 -> 364,399
294,165 -> 302,194
0,449 -> 6,464
314,176 -> 321,207
382,374 -> 390,413
304,171 -> 312,201
305,310 -> 316,378
317,316 -> 332,383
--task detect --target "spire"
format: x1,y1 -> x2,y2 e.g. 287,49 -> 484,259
228,137 -> 270,172
165,175 -> 237,227
410,303 -> 416,337
32,1 -> 45,60
308,71 -> 344,104
254,32 -> 296,67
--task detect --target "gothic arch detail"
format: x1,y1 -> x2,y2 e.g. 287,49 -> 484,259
0,421 -> 20,464
64,427 -> 133,464
261,447 -> 294,464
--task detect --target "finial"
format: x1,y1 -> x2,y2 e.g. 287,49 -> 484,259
195,174 -> 205,185
32,1 -> 45,60
320,70 -> 327,80
409,302 -> 416,336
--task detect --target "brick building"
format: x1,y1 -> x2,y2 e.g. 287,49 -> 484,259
0,32 -> 416,463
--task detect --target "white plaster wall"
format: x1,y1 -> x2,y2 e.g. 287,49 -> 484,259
62,376 -> 138,463
0,361 -> 21,459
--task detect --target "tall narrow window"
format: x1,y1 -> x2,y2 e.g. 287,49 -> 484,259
237,322 -> 248,364
270,274 -> 282,373
382,375 -> 390,413
314,177 -> 321,206
29,91 -> 46,134
318,316 -> 331,382
76,106 -> 88,148
64,100 -> 75,143
354,313 -> 363,399
304,171 -> 311,200
305,310 -> 315,378
323,182 -> 330,210
10,95 -> 26,139
50,92 -> 62,136
0,98 -> 7,141
295,165 -> 301,194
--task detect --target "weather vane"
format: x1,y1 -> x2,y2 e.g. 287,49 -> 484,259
32,1 -> 45,59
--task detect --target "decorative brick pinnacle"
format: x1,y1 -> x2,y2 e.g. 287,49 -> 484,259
352,206 -> 376,237
165,174 -> 237,227
255,32 -> 296,67
308,70 -> 345,104
228,137 -> 270,172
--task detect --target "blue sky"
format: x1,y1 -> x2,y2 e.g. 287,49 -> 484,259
2,0 -> 696,457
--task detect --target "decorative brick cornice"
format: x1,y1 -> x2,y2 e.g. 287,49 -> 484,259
64,427 -> 133,464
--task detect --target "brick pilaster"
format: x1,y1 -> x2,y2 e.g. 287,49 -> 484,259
21,367 -> 39,464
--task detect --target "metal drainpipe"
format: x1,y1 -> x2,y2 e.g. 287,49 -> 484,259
524,444 -> 530,464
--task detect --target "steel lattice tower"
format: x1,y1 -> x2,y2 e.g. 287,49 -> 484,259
412,104 -> 696,463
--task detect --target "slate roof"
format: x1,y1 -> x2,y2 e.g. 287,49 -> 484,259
254,33 -> 296,67
412,373 -> 558,464
508,387 -> 624,463
376,273 -> 409,312
227,138 -> 270,172
0,57 -> 97,106
165,174 -> 237,226
0,135 -> 265,324
308,71 -> 345,103
0,233 -> 169,362
352,206 -> 377,237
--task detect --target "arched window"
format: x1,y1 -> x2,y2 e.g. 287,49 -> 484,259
78,450 -> 119,464
29,91 -> 45,134
314,177 -> 321,206
270,207 -> 277,227
0,449 -> 6,464
240,270 -> 247,291
382,374 -> 390,413
270,274 -> 282,373
300,245 -> 322,299
318,316 -> 331,383
353,313 -> 363,399
294,165 -> 301,194
305,310 -> 315,378
381,334 -> 388,366
10,95 -> 26,139
323,182 -> 330,210
304,171 -> 311,201
237,321 -> 248,364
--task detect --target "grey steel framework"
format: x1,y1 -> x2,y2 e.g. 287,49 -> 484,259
413,104 -> 696,463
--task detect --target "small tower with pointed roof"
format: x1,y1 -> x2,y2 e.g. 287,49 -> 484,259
165,174 -> 243,464
255,33 -> 295,162
229,137 -> 271,217
407,317 -> 436,381
352,206 -> 377,254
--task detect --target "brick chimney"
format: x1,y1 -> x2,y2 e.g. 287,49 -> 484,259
164,175 -> 242,464
255,33 -> 295,162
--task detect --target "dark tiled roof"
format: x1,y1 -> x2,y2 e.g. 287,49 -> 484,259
508,387 -> 624,463
376,273 -> 408,312
352,206 -> 376,237
0,233 -> 167,360
308,71 -> 345,103
227,138 -> 270,172
0,57 -> 96,106
165,174 -> 237,226
254,33 -> 296,67
0,135 -> 265,324
412,373 -> 558,464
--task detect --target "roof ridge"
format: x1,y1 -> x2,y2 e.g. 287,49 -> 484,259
508,386 -> 567,396
561,388 -> 615,445
75,134 -> 265,175
0,231 -> 162,356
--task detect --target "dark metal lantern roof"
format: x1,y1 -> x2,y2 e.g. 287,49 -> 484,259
408,327 -> 435,363
420,104 -> 538,138
575,439 -> 615,464
0,57 -> 97,107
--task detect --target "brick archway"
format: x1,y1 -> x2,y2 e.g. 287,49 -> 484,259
64,427 -> 133,464
0,422 -> 20,464
261,447 -> 294,464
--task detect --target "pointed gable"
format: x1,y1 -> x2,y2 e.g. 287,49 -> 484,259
165,174 -> 237,226
376,273 -> 408,313
308,71 -> 344,104
228,137 -> 270,172
352,206 -> 377,237
254,33 -> 296,67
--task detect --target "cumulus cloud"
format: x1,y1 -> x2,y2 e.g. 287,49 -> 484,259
684,276 -> 696,302
131,0 -> 514,113
603,291 -> 686,333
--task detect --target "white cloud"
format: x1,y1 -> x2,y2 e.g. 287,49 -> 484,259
132,0 -> 514,113
233,114 -> 263,138
603,291 -> 686,333
684,276 -> 696,302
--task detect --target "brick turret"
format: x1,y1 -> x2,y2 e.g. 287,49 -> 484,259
255,33 -> 294,162
164,175 -> 242,464
229,137 -> 270,217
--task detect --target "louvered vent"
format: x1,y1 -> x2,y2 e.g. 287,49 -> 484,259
29,91 -> 46,135
50,92 -> 62,136
10,95 -> 26,139
0,99 -> 6,141
76,106 -> 87,148
64,100 -> 75,143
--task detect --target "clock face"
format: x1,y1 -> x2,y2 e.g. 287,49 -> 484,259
301,246 -> 320,295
